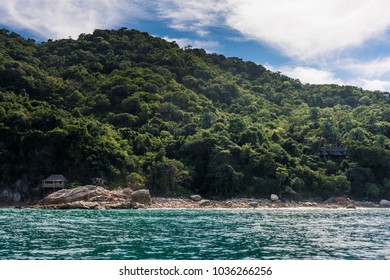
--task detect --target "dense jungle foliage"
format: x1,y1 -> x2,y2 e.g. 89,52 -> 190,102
1,28 -> 390,200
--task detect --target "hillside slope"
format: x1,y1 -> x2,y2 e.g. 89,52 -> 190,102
1,28 -> 390,201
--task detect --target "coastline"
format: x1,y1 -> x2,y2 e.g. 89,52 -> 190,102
148,197 -> 381,209
1,197 -> 383,210
1,186 -> 387,209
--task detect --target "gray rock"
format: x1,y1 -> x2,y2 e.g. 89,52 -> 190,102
380,199 -> 390,207
198,200 -> 210,207
41,185 -> 109,204
249,202 -> 258,208
190,195 -> 202,201
38,185 -> 151,208
303,202 -> 317,207
355,201 -> 378,208
121,188 -> 133,199
0,188 -> 11,201
131,202 -> 146,209
131,189 -> 152,205
325,196 -> 350,204
14,179 -> 29,193
56,201 -> 92,209
0,188 -> 21,203
107,202 -> 133,209
270,194 -> 279,201
346,204 -> 356,209
12,191 -> 21,203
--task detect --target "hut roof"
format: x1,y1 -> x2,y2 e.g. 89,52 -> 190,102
43,174 -> 68,182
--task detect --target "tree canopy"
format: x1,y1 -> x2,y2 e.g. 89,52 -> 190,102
1,28 -> 390,200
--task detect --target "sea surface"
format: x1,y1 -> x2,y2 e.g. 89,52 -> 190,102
0,208 -> 389,260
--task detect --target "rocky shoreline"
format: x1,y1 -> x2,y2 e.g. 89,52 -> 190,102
30,185 -> 152,210
149,197 -> 384,209
1,185 -> 390,209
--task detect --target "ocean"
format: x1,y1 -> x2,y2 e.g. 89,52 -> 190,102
0,208 -> 389,260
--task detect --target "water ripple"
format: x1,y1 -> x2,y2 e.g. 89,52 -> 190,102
0,208 -> 389,259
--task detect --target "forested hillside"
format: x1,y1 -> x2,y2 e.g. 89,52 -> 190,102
1,28 -> 390,200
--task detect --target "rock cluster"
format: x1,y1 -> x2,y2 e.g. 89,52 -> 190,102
0,179 -> 31,205
30,188 -> 387,210
35,185 -> 151,209
149,196 -> 384,209
190,195 -> 202,201
380,199 -> 390,208
0,188 -> 22,204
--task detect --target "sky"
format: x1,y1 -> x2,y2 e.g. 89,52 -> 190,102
1,0 -> 390,92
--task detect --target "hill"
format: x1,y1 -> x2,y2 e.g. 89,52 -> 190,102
1,28 -> 390,202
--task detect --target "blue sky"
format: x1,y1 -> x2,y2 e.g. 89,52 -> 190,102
2,0 -> 390,91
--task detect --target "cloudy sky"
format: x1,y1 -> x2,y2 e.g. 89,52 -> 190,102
1,0 -> 390,91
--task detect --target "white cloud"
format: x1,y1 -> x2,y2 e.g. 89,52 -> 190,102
156,0 -> 390,91
224,0 -> 390,61
333,57 -> 390,91
0,0 -> 146,39
4,0 -> 390,63
158,0 -> 390,62
157,0 -> 227,36
275,64 -> 390,92
2,0 -> 390,91
240,1 -> 390,61
343,57 -> 390,79
356,79 -> 390,92
279,66 -> 342,85
162,36 -> 219,52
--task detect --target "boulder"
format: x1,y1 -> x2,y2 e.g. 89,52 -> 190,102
55,201 -> 94,209
190,195 -> 202,201
121,188 -> 134,199
131,202 -> 146,209
346,204 -> 356,209
223,201 -> 234,208
355,201 -> 378,208
107,202 -> 133,209
14,179 -> 30,193
303,202 -> 317,207
37,186 -> 152,209
41,185 -> 110,204
270,194 -> 279,201
12,191 -> 22,203
0,189 -> 10,201
131,189 -> 151,205
249,202 -> 258,208
380,199 -> 390,208
198,200 -> 211,207
0,188 -> 22,203
325,196 -> 349,204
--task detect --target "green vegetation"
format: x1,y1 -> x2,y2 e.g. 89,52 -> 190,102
1,28 -> 390,200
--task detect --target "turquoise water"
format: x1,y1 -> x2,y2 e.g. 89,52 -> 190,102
0,208 -> 389,260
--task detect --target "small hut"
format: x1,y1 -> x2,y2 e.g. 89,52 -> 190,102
42,174 -> 68,190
